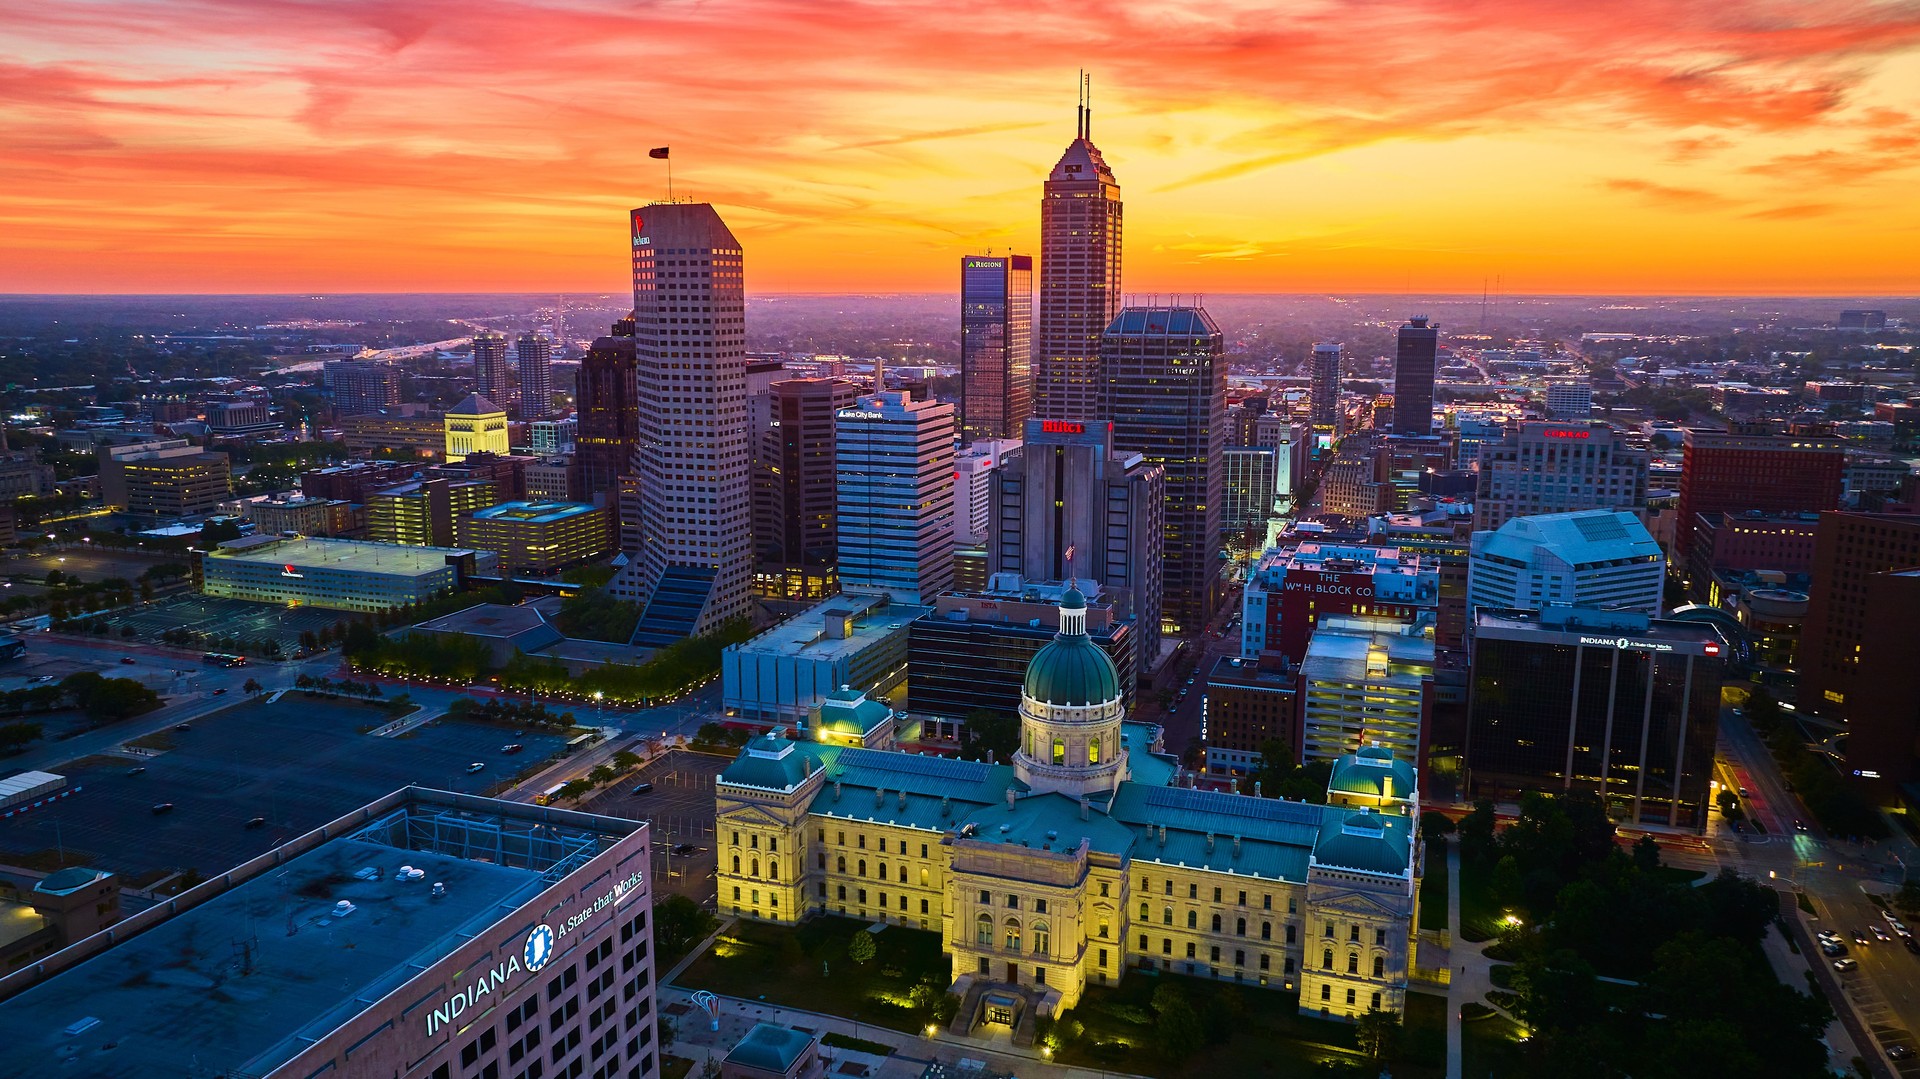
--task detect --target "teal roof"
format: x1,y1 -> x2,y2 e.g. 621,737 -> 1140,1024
1326,746 -> 1417,801
34,867 -> 106,896
1023,632 -> 1120,706
719,736 -> 837,792
1121,722 -> 1178,789
1111,784 -> 1325,882
1311,808 -> 1414,877
815,687 -> 892,737
726,1022 -> 815,1072
957,792 -> 1137,857
468,500 -> 600,524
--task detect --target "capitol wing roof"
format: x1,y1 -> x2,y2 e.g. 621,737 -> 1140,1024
956,792 -> 1137,857
1310,809 -> 1414,877
1326,747 -> 1417,801
1110,784 -> 1327,882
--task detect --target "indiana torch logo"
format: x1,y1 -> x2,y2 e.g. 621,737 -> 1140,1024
524,924 -> 555,972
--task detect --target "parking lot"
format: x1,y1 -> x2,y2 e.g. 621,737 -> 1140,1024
581,749 -> 729,905
0,695 -> 569,885
0,547 -> 182,588
100,595 -> 349,652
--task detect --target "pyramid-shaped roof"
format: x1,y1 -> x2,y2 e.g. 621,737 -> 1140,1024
448,393 -> 503,417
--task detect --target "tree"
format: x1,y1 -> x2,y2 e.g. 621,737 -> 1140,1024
1632,834 -> 1662,874
846,930 -> 877,965
1457,799 -> 1499,868
242,678 -> 262,696
1896,880 -> 1920,918
0,721 -> 43,752
1150,983 -> 1207,1058
652,894 -> 719,960
960,708 -> 1018,764
1354,1005 -> 1401,1064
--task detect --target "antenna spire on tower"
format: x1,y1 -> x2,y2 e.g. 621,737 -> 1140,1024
1082,71 -> 1092,139
1075,69 -> 1085,140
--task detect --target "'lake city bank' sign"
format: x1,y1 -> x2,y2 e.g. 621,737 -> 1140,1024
425,870 -> 644,1035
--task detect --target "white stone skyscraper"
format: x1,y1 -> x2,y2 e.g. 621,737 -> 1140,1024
605,203 -> 753,643
1034,98 -> 1122,423
515,331 -> 554,420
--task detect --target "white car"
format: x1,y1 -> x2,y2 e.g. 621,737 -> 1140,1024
465,762 -> 486,774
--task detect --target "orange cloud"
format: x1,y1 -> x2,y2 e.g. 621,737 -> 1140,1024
1,0 -> 1918,293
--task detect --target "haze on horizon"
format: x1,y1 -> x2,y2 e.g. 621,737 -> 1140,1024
5,0 -> 1920,297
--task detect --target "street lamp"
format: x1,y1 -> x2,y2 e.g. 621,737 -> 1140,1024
594,690 -> 603,726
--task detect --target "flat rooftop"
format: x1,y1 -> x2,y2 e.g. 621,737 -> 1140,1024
731,592 -> 927,659
468,500 -> 601,524
0,793 -> 634,1078
208,535 -> 475,575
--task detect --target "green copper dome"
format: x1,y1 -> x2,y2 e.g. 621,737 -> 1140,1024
1023,631 -> 1120,707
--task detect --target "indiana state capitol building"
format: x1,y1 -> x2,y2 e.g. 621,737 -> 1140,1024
716,586 -> 1423,1024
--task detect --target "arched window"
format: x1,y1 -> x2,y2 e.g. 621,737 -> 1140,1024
976,913 -> 992,945
1088,739 -> 1100,765
1373,956 -> 1384,979
1139,902 -> 1149,922
732,855 -> 740,873
1163,906 -> 1173,925
1210,914 -> 1221,932
1187,910 -> 1197,929
1347,952 -> 1359,974
1052,738 -> 1065,766
1005,919 -> 1022,952
1322,949 -> 1333,970
858,859 -> 867,877
898,865 -> 906,883
750,858 -> 759,877
769,863 -> 778,880
878,861 -> 887,880
1236,918 -> 1246,937
836,855 -> 846,873
1099,917 -> 1111,939
1032,921 -> 1050,955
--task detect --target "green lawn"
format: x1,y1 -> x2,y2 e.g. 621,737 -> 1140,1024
1461,1007 -> 1532,1078
1052,970 -> 1412,1078
672,916 -> 948,1034
1457,854 -> 1503,943
1420,839 -> 1451,932
1649,866 -> 1706,887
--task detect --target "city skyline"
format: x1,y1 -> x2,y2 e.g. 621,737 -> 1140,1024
5,1 -> 1920,296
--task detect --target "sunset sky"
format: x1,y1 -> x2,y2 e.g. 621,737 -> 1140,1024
4,0 -> 1920,296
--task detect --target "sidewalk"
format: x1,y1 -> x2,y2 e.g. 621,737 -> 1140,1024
1445,838 -> 1465,1079
1758,916 -> 1863,1074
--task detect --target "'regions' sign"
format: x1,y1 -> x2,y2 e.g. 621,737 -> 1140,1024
425,870 -> 644,1035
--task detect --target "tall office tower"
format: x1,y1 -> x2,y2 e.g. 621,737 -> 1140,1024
1839,567 -> 1920,806
834,390 -> 956,603
1675,426 -> 1844,561
954,437 -> 1019,547
575,335 -> 638,502
1034,104 -> 1122,422
323,360 -> 402,415
1472,421 -> 1650,532
471,330 -> 512,404
1102,306 -> 1225,634
514,332 -> 554,420
989,417 -> 1165,677
1544,375 -> 1592,419
1391,317 -> 1438,435
604,203 -> 753,643
754,377 -> 861,573
1466,607 -> 1724,832
959,254 -> 1034,440
1801,511 -> 1920,729
1467,510 -> 1665,617
1309,342 -> 1344,431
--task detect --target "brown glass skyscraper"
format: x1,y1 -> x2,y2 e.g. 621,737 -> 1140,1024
1391,317 -> 1437,435
1035,106 -> 1122,423
960,254 -> 1033,440
1102,305 -> 1225,634
575,332 -> 638,501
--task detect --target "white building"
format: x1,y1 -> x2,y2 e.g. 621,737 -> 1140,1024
1468,509 -> 1665,617
835,390 -> 956,604
954,437 -> 1018,546
721,592 -> 927,725
1299,617 -> 1434,764
1543,375 -> 1593,419
1472,421 -> 1650,532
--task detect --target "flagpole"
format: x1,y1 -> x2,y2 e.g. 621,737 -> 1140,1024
668,156 -> 674,203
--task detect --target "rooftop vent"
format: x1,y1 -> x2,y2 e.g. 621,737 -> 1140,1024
332,900 -> 357,917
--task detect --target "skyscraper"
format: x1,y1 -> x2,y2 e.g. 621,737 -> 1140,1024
988,417 -> 1165,677
1035,105 -> 1122,423
471,330 -> 512,404
604,203 -> 753,642
1472,422 -> 1650,532
1391,317 -> 1437,435
515,332 -> 554,420
959,254 -> 1034,440
1675,426 -> 1844,561
1309,342 -> 1344,431
755,377 -> 861,574
835,389 -> 956,604
1102,305 -> 1225,634
575,333 -> 638,502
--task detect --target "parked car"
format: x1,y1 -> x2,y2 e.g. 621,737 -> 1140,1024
174,723 -> 192,732
1873,926 -> 1891,942
1889,1044 -> 1914,1061
212,688 -> 227,695
631,782 -> 654,795
465,762 -> 486,774
1834,958 -> 1859,971
1884,909 -> 1901,924
125,766 -> 146,777
501,743 -> 524,755
119,657 -> 137,665
1904,937 -> 1919,955
670,843 -> 697,857
1820,942 -> 1846,957
244,816 -> 267,829
150,802 -> 174,814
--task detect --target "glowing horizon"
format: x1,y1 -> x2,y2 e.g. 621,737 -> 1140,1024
4,0 -> 1919,297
